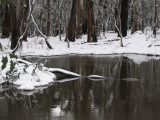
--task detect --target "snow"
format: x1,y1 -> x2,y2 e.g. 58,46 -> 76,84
14,70 -> 56,90
87,75 -> 106,81
1,31 -> 160,90
6,31 -> 160,58
1,31 -> 160,58
123,54 -> 160,64
48,68 -> 81,77
0,54 -> 83,90
10,62 -> 79,90
16,59 -> 32,65
87,75 -> 106,79
50,106 -> 65,117
0,54 -> 57,90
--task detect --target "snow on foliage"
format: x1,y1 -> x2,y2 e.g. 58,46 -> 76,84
0,53 -> 56,90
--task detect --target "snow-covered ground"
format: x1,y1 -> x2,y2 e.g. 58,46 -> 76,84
0,31 -> 160,56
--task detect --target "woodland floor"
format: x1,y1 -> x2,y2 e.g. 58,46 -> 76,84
1,30 -> 160,57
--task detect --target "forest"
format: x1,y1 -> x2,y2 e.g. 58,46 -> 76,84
0,0 -> 159,52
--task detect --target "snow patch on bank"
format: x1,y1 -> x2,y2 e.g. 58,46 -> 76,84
0,55 -> 56,90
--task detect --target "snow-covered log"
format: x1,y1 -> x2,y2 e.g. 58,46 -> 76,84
87,75 -> 106,79
48,68 -> 81,77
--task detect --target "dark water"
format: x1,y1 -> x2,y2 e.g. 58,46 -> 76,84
1,55 -> 160,120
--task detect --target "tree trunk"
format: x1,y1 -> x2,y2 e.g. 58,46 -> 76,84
86,0 -> 97,42
58,1 -> 63,41
9,3 -> 16,33
21,0 -> 29,41
120,0 -> 129,37
76,0 -> 84,38
115,7 -> 121,37
66,0 -> 77,42
82,19 -> 87,35
82,1 -> 87,35
46,0 -> 51,36
11,0 -> 28,50
11,21 -> 19,50
2,5 -> 11,38
153,0 -> 157,37
66,0 -> 84,41
11,0 -> 21,50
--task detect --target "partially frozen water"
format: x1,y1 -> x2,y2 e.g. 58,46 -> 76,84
0,55 -> 160,120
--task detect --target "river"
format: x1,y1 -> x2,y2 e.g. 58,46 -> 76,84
0,55 -> 160,120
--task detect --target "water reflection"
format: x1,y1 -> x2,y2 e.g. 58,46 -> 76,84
1,55 -> 160,120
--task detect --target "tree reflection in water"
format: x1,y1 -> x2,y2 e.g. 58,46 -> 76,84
1,55 -> 160,120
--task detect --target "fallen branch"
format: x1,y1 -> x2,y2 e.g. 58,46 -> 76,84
107,38 -> 120,42
48,68 -> 81,77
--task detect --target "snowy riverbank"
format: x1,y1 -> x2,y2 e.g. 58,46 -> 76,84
13,31 -> 160,56
0,54 -> 56,90
0,54 -> 82,91
1,31 -> 160,56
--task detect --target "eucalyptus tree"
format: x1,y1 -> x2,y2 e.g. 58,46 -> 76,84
66,0 -> 84,42
0,0 -> 14,38
86,0 -> 97,42
120,0 -> 129,37
1,3 -> 10,38
11,0 -> 29,50
66,0 -> 77,42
